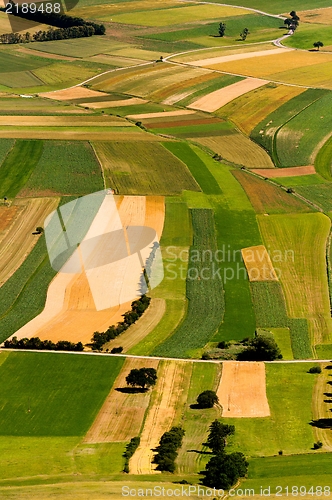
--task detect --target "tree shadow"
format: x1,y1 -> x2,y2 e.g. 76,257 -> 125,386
190,403 -> 204,410
187,449 -> 213,455
324,392 -> 332,397
115,387 -> 148,394
325,365 -> 332,370
323,399 -> 332,403
309,419 -> 332,429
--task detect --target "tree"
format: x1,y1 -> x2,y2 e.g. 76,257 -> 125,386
218,22 -> 226,37
239,28 -> 249,41
126,367 -> 157,389
206,420 -> 235,454
197,390 -> 219,408
202,452 -> 248,489
237,334 -> 282,361
313,41 -> 324,51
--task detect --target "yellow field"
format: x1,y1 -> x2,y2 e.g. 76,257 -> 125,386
195,133 -> 274,168
207,50 -> 332,88
298,7 -> 332,24
217,84 -> 305,135
0,130 -> 163,141
110,4 -> 249,26
172,43 -> 275,63
242,245 -> 279,281
258,213 -> 332,344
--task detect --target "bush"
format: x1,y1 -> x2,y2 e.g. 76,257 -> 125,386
308,366 -> 322,374
111,346 -> 123,354
217,341 -> 230,349
197,390 -> 219,409
313,441 -> 323,450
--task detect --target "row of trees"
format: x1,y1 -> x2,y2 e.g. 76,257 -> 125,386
0,25 -> 96,44
3,336 -> 84,351
152,426 -> 185,473
123,436 -> 140,473
201,420 -> 248,489
91,295 -> 151,350
2,1 -> 105,34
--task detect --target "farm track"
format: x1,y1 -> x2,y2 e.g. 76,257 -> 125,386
0,197 -> 59,286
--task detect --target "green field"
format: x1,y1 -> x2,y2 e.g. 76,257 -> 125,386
160,199 -> 193,247
272,174 -> 327,187
92,141 -> 200,195
0,138 -> 14,164
0,351 -> 124,436
0,140 -> 43,198
251,89 -> 328,167
153,209 -> 225,358
205,0 -> 332,14
314,135 -> 332,181
0,49 -> 54,73
295,183 -> 332,212
20,141 -> 104,196
227,364 -> 316,457
163,143 -> 222,195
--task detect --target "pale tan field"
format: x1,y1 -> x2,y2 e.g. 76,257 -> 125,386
189,78 -> 268,113
104,298 -> 166,353
312,363 -> 332,451
127,110 -> 196,119
80,97 -> 147,109
0,198 -> 59,286
40,87 -> 110,101
252,166 -> 316,177
217,362 -> 270,417
12,196 -> 165,344
0,116 -> 132,127
130,360 -> 191,474
192,47 -> 293,67
297,7 -> 332,24
242,245 -> 278,281
0,130 -> 163,141
84,357 -> 159,443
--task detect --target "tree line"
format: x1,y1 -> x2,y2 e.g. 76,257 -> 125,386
0,1 -> 105,44
3,336 -> 84,351
153,426 -> 185,473
91,294 -> 151,350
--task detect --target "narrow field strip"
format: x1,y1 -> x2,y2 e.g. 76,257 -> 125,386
192,47 -> 293,67
84,357 -> 159,443
242,245 -> 279,281
217,361 -> 270,417
40,87 -> 110,101
80,98 -> 148,109
105,298 -> 166,353
127,110 -> 196,119
130,360 -> 191,474
252,166 -> 316,177
0,198 -> 59,286
189,78 -> 268,112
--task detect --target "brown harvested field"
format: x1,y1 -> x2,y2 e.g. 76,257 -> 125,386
40,87 -> 110,101
80,97 -> 147,109
150,72 -> 217,102
84,357 -> 159,443
195,133 -> 274,168
0,205 -> 20,232
145,117 -> 221,129
105,298 -> 166,353
189,78 -> 268,113
0,131 -> 163,141
0,197 -> 59,286
217,361 -> 270,417
297,7 -> 332,24
12,195 -> 165,344
311,363 -> 332,450
232,170 -> 312,213
127,110 -> 196,120
130,360 -> 192,474
242,245 -> 278,281
252,166 -> 316,178
192,47 -> 292,67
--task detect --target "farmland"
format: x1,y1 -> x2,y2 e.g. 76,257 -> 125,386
92,141 -> 200,195
1,0 -> 332,494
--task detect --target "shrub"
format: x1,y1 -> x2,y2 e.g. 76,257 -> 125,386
313,441 -> 323,450
308,366 -> 322,374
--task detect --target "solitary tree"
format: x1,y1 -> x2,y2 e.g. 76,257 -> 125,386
202,452 -> 248,489
126,367 -> 157,389
218,22 -> 226,37
313,41 -> 324,51
239,28 -> 249,41
197,390 -> 219,408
